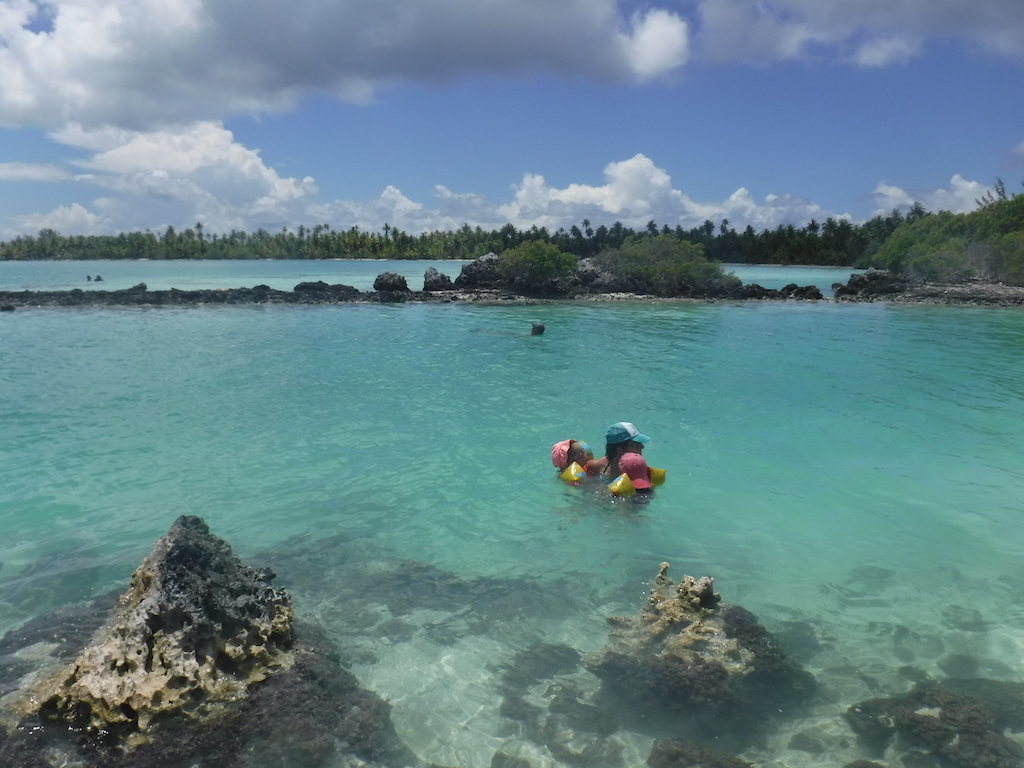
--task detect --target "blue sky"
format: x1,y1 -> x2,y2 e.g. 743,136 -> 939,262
0,0 -> 1022,239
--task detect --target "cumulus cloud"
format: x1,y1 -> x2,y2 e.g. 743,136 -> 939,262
870,174 -> 991,216
0,0 -> 689,131
20,121 -> 318,234
618,10 -> 689,78
16,202 -> 111,235
695,0 -> 1024,65
3,135 -> 991,240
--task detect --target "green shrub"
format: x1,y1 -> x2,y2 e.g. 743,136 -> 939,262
496,241 -> 578,294
597,235 -> 737,296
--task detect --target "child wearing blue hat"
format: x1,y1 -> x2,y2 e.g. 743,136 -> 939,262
585,421 -> 654,495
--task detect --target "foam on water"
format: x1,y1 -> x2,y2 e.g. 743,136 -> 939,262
2,273 -> 1024,765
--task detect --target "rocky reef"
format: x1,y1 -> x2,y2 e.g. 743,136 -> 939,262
0,516 -> 418,767
586,563 -> 817,748
0,257 -> 825,309
847,677 -> 1024,768
833,268 -> 1024,305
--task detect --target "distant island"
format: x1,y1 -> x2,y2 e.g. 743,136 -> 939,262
3,182 -> 1022,309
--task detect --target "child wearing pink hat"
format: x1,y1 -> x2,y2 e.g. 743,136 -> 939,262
551,439 -> 594,471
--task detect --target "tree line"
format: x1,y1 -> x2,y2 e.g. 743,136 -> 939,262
0,199 -> 1003,271
0,212 -> 918,265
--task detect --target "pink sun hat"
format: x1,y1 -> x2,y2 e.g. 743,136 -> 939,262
551,439 -> 573,468
618,451 -> 652,490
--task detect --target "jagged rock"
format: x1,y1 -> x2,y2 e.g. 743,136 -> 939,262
15,516 -> 293,749
833,268 -> 914,299
587,563 -> 815,745
779,283 -> 823,300
423,267 -> 454,291
846,678 -> 1024,768
0,517 -> 419,767
292,281 -> 361,300
454,252 -> 503,288
373,271 -> 410,292
124,283 -> 147,293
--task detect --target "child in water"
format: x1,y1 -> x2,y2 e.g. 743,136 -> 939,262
551,439 -> 594,471
586,422 -> 655,497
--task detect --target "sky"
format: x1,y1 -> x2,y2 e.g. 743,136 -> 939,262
0,0 -> 1023,240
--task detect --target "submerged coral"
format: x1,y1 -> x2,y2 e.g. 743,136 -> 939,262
847,677 -> 1024,768
587,563 -> 816,746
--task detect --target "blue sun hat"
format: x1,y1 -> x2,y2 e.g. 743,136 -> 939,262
606,421 -> 650,445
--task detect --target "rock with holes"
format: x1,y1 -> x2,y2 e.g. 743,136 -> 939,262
587,563 -> 817,747
14,515 -> 294,749
0,517 -> 419,767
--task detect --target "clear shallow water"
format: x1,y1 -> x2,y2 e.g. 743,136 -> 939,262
1,265 -> 1023,766
0,258 -> 468,292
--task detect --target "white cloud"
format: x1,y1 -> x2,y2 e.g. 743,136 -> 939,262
16,202 -> 111,235
695,0 -> 1024,65
854,36 -> 922,67
0,133 -> 994,240
0,0 -> 690,131
0,162 -> 70,181
32,121 -> 319,233
618,10 -> 689,79
870,174 -> 990,216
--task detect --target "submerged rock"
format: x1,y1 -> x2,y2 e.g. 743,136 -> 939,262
586,563 -> 816,746
847,678 -> 1024,768
0,516 -> 419,767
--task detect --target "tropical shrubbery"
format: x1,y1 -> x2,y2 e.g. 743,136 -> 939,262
496,240 -> 578,294
867,194 -> 1024,284
595,235 -> 739,296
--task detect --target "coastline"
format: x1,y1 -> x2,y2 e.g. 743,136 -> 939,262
4,277 -> 1024,310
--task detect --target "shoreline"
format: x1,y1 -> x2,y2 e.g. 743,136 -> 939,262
3,279 -> 1024,310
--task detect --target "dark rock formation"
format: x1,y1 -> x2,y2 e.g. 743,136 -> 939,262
833,269 -> 915,299
423,266 -> 454,291
0,516 -> 419,768
586,563 -> 816,747
293,280 -> 362,299
846,678 -> 1024,768
373,271 -> 410,292
779,282 -> 824,300
454,251 -> 503,288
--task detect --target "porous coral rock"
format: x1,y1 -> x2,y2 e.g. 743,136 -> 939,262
588,563 -> 816,747
22,516 -> 294,747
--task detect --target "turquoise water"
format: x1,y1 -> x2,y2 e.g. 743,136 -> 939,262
1,264 -> 1023,766
0,258 -> 468,292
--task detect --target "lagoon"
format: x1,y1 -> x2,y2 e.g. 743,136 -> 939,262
1,261 -> 1022,766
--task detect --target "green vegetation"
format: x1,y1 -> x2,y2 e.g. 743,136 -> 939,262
496,240 -> 578,293
3,180 -> 1023,286
863,181 -> 1024,283
597,235 -> 739,296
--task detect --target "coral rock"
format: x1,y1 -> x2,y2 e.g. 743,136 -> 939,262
25,515 -> 294,748
588,563 -> 816,746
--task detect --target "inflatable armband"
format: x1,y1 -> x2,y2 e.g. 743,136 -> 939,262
558,461 -> 587,484
608,473 -> 636,497
649,467 -> 666,486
